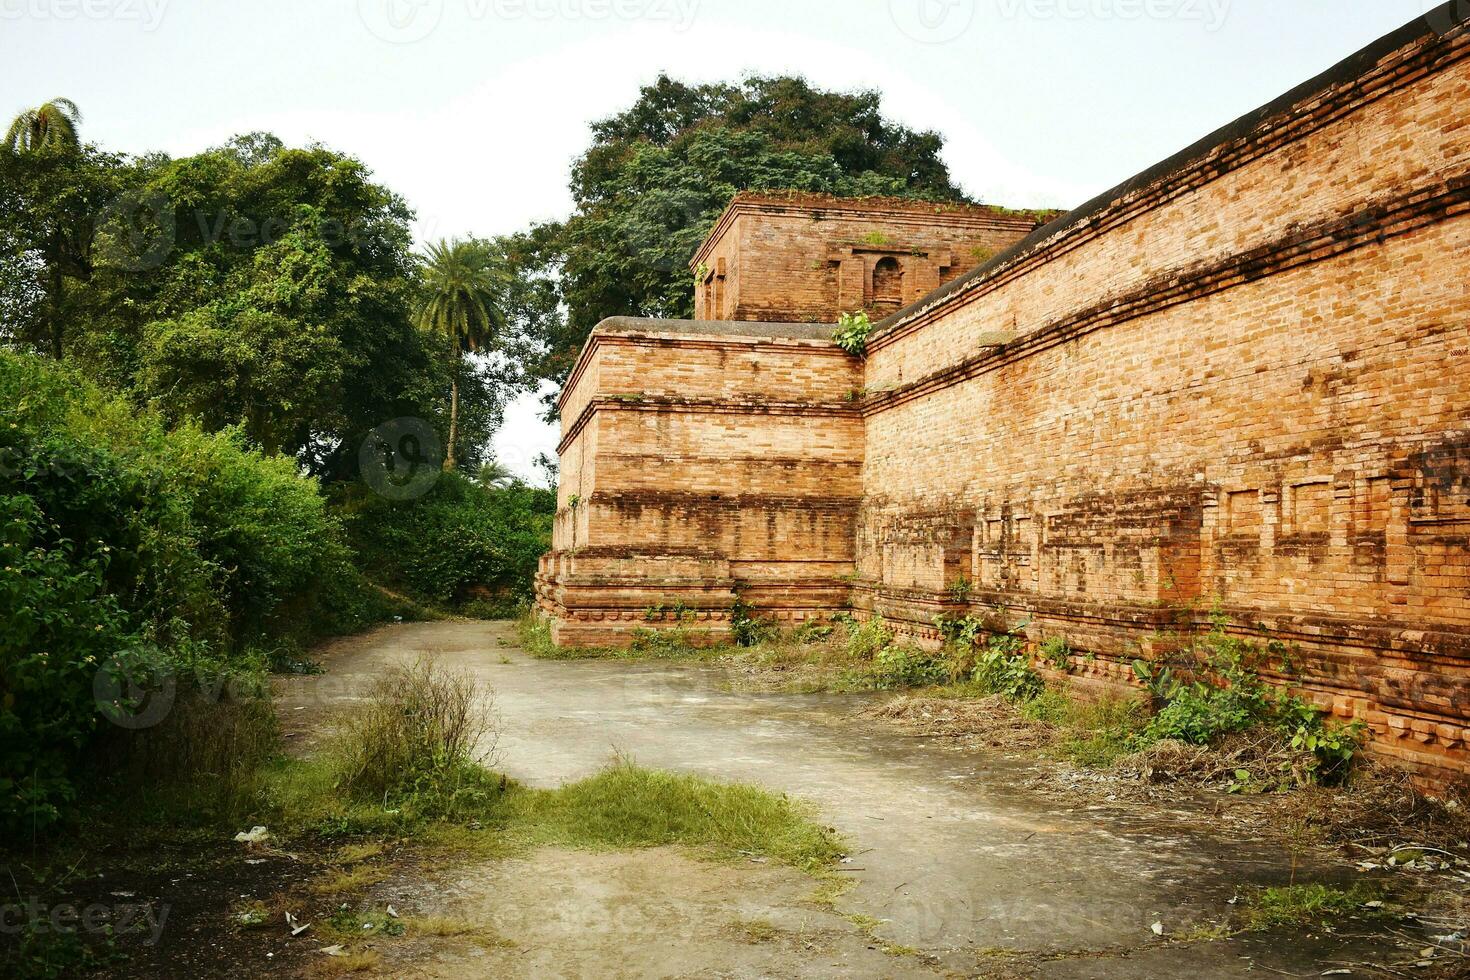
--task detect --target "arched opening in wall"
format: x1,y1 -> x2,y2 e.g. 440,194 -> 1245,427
872,257 -> 903,313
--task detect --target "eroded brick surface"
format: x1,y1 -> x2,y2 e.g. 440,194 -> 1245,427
540,14 -> 1470,787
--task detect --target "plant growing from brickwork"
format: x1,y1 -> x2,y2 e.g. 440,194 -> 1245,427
1133,617 -> 1366,786
1039,636 -> 1072,672
832,311 -> 873,358
730,594 -> 776,647
947,575 -> 973,604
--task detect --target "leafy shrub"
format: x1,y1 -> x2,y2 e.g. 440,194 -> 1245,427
0,351 -> 371,833
0,494 -> 135,833
832,311 -> 873,357
344,473 -> 553,607
972,633 -> 1043,703
871,644 -> 949,689
333,658 -> 498,813
1039,636 -> 1072,671
844,616 -> 893,660
1135,620 -> 1366,784
934,613 -> 984,648
729,595 -> 776,647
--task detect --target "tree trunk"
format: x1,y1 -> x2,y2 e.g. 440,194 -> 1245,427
445,348 -> 460,473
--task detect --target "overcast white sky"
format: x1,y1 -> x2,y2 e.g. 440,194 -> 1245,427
1,0 -> 1440,480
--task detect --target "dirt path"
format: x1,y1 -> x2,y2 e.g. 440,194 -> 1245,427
276,622 -> 1411,978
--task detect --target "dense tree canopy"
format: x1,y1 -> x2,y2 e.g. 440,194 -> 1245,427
0,131 -> 504,477
505,74 -> 971,404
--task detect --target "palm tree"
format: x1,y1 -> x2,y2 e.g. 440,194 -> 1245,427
5,98 -> 82,154
477,459 -> 515,487
415,239 -> 507,472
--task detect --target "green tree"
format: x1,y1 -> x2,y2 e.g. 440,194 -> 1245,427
4,98 -> 81,154
415,239 -> 508,471
505,74 -> 970,406
0,132 -> 496,477
0,99 -> 131,358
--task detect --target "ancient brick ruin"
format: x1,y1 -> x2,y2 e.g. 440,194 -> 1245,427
539,8 -> 1470,786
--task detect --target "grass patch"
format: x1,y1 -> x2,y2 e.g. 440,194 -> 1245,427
406,916 -> 516,949
309,950 -> 381,976
310,865 -> 389,896
335,841 -> 387,864
1243,882 -> 1385,931
735,917 -> 781,943
255,748 -> 845,878
498,757 -> 845,873
1023,690 -> 1151,768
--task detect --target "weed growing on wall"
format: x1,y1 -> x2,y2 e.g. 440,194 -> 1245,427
832,311 -> 873,357
1133,617 -> 1366,786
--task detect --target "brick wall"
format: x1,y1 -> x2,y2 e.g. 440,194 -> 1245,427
855,14 -> 1470,785
540,10 -> 1470,786
538,319 -> 862,647
692,194 -> 1054,322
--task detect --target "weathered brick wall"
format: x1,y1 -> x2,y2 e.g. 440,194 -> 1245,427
540,10 -> 1470,785
537,319 -> 862,647
857,15 -> 1470,784
692,193 -> 1054,323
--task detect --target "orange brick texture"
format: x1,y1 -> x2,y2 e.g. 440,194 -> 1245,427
539,10 -> 1470,788
691,193 -> 1056,322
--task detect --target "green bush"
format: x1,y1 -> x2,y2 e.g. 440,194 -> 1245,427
1135,620 -> 1366,784
344,473 -> 553,608
0,351 -> 377,833
332,658 -> 500,819
871,644 -> 949,689
972,632 -> 1044,703
844,616 -> 893,661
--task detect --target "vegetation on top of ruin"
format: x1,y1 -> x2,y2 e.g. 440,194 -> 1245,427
500,73 -> 975,412
832,310 -> 874,357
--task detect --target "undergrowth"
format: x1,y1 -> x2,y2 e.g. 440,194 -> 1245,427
1242,882 -> 1386,931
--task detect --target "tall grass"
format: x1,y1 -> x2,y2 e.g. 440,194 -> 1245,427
332,658 -> 498,808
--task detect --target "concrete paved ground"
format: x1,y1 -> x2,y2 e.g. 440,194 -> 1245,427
277,621 -> 1405,978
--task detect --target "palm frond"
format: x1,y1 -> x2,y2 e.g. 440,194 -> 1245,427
5,98 -> 82,154
414,237 -> 509,353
